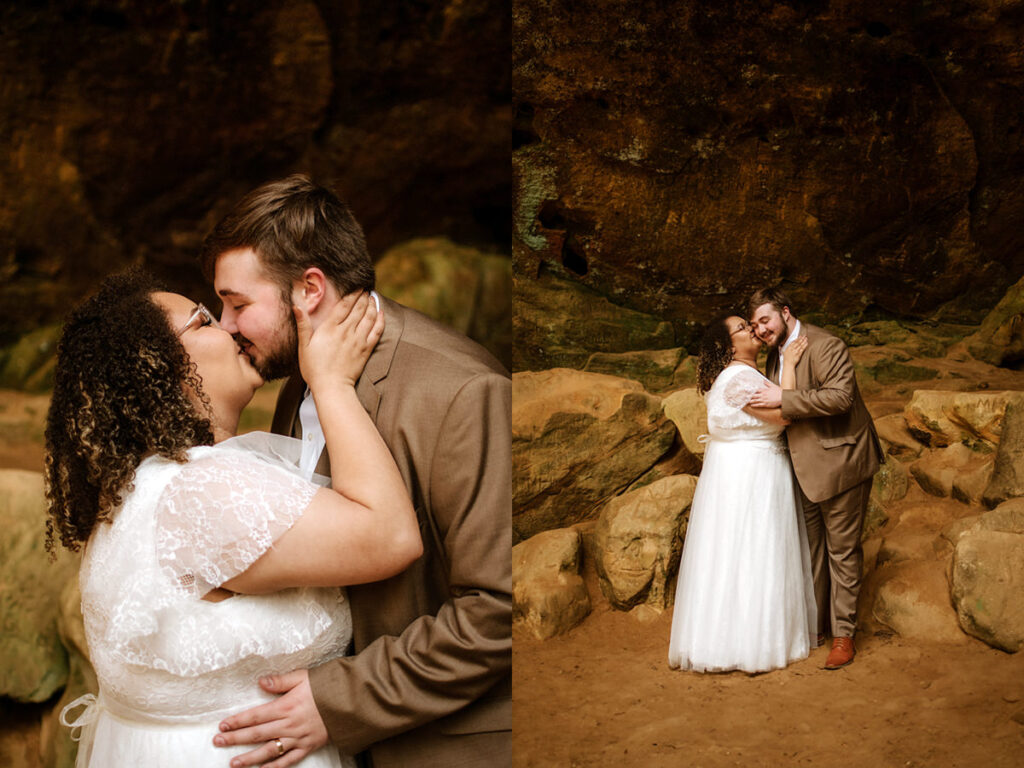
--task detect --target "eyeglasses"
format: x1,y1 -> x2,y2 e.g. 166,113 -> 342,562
729,321 -> 751,337
176,303 -> 220,337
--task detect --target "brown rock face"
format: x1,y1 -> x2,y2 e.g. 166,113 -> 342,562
1,0 -> 510,344
872,560 -> 969,645
0,470 -> 79,703
514,1 -> 1024,354
952,529 -> 1024,652
984,399 -> 1024,508
903,390 -> 1020,449
512,369 -> 675,542
512,528 -> 591,640
594,474 -> 697,611
375,238 -> 512,365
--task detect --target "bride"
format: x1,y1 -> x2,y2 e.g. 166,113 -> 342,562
45,270 -> 421,766
668,314 -> 816,674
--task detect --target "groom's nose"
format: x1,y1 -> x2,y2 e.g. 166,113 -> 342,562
217,308 -> 238,334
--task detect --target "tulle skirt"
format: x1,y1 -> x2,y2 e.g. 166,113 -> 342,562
668,436 -> 816,673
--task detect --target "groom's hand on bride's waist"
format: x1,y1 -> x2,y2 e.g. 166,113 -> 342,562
213,669 -> 328,767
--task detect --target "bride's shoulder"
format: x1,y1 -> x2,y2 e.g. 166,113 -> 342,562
714,363 -> 766,387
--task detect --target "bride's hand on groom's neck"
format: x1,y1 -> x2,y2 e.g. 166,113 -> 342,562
295,291 -> 385,392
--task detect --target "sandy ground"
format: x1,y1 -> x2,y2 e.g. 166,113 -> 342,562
513,563 -> 1024,768
513,349 -> 1024,768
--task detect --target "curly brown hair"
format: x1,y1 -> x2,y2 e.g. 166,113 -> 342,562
44,270 -> 215,554
695,315 -> 736,395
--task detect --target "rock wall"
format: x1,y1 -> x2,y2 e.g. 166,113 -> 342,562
1,0 -> 510,346
514,0 -> 1024,364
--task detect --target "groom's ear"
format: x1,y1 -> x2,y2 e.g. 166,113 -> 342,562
293,268 -> 329,314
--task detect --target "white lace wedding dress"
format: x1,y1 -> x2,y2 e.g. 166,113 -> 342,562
61,433 -> 354,767
668,364 -> 816,673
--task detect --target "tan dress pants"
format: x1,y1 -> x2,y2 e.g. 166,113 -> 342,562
799,478 -> 872,638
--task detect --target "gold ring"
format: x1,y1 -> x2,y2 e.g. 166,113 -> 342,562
274,738 -> 284,756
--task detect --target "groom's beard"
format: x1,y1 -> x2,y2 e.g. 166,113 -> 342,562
248,313 -> 299,381
762,322 -> 789,351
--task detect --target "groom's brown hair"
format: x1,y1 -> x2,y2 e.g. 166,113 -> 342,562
200,174 -> 375,295
747,286 -> 796,320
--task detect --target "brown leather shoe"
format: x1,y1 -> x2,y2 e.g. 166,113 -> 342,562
825,637 -> 855,669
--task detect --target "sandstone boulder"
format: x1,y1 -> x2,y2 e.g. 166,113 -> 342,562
512,269 -> 676,372
904,390 -> 1021,448
909,443 -> 994,502
966,273 -> 1024,367
513,369 -> 676,541
864,452 -> 911,539
41,574 -> 97,768
983,399 -> 1024,508
873,412 -> 924,459
864,497 -> 890,541
859,358 -> 939,386
627,439 -> 703,493
512,528 -> 591,640
0,325 -> 61,392
873,453 -> 910,505
374,238 -> 511,366
871,561 -> 968,645
594,474 -> 698,611
662,388 -> 709,460
582,347 -> 691,393
951,529 -> 1024,652
942,498 -> 1024,545
0,469 -> 80,703
875,530 -> 945,568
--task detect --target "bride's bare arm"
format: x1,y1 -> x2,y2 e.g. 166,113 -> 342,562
223,293 -> 420,594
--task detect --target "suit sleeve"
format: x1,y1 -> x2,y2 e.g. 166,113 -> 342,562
780,335 -> 856,420
309,371 -> 512,753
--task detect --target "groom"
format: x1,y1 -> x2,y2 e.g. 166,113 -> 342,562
200,175 -> 511,766
747,287 -> 882,669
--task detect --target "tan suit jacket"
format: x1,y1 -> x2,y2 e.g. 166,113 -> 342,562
271,296 -> 511,768
766,323 -> 882,502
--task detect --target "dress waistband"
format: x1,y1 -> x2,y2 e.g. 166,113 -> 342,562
60,691 -> 271,732
698,433 -> 784,446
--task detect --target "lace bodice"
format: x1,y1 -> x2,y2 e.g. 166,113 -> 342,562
704,365 -> 785,442
79,433 -> 352,721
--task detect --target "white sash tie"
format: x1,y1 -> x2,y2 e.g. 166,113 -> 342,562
59,694 -> 99,742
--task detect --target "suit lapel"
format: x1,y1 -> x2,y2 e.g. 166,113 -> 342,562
355,295 -> 403,423
766,349 -> 780,384
312,295 -> 404,471
271,374 -> 307,438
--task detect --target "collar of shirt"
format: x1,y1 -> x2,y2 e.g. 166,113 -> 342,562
298,388 -> 325,480
780,318 -> 802,357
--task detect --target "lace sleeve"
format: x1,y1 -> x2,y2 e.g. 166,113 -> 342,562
722,367 -> 768,409
156,449 -> 319,598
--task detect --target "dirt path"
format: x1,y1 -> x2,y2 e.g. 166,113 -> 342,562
513,562 -> 1024,767
514,354 -> 1024,767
